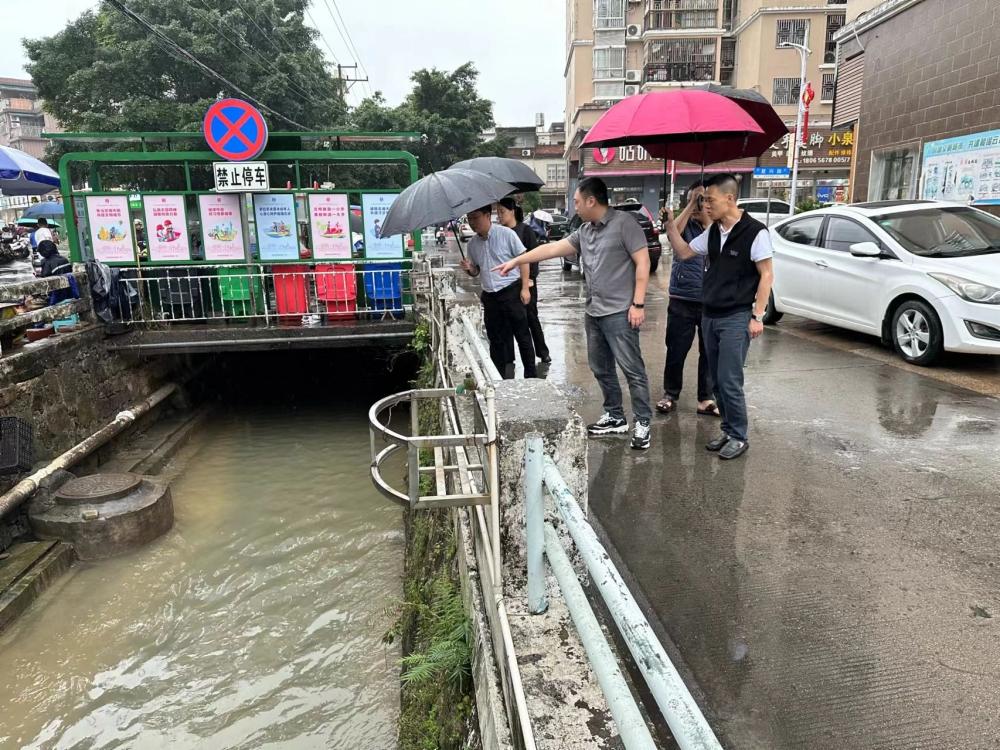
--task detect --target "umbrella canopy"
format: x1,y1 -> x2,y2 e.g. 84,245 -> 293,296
582,89 -> 765,165
696,84 -> 788,155
0,146 -> 60,196
449,157 -> 544,193
532,209 -> 554,224
379,168 -> 515,238
21,201 -> 65,219
17,218 -> 61,228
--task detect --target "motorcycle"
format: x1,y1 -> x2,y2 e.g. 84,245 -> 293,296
435,228 -> 447,247
11,237 -> 30,260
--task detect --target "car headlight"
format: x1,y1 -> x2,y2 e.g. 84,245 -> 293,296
928,273 -> 1000,304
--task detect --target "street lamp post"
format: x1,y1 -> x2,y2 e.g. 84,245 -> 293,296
780,33 -> 811,215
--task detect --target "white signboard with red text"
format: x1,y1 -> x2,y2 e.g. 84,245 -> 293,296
143,194 -> 191,262
307,193 -> 352,259
198,193 -> 245,262
85,195 -> 136,263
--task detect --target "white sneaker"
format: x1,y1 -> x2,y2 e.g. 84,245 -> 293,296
587,412 -> 629,435
630,420 -> 651,450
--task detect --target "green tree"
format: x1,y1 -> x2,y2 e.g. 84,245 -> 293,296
352,63 -> 500,176
24,0 -> 347,163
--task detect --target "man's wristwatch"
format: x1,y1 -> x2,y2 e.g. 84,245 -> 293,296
752,311 -> 765,322
632,302 -> 645,309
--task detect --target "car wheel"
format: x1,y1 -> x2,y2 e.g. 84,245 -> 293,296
762,291 -> 783,324
891,299 -> 943,366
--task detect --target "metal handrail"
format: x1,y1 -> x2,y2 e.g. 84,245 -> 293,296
525,433 -> 724,750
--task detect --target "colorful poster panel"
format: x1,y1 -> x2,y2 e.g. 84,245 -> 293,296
253,193 -> 299,261
198,194 -> 245,262
85,195 -> 136,263
142,194 -> 191,262
361,193 -> 404,259
308,193 -> 352,260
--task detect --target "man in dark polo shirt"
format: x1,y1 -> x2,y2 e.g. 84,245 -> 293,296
664,173 -> 774,460
494,177 -> 653,450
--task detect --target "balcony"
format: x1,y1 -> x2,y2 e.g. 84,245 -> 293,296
644,61 -> 716,84
10,124 -> 44,139
2,98 -> 42,114
644,1 -> 719,31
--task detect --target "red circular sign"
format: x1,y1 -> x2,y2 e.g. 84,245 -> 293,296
203,98 -> 269,161
592,147 -> 617,165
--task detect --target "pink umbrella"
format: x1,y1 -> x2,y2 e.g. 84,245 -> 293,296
583,89 -> 767,204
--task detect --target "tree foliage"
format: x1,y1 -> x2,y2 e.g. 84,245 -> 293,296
24,0 -> 347,162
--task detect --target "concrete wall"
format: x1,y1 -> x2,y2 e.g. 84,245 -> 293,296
0,326 -> 185,550
851,0 -> 1000,200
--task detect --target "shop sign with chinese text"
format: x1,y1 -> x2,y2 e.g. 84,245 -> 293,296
758,129 -> 854,168
214,161 -> 270,192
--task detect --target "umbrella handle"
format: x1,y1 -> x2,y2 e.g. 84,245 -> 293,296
450,221 -> 466,259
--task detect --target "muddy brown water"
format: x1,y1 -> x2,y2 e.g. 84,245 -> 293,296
0,396 -> 406,749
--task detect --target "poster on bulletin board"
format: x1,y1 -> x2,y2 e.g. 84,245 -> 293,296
198,193 -> 245,261
253,193 -> 300,261
143,194 -> 191,262
308,193 -> 352,259
361,193 -> 404,259
85,195 -> 136,263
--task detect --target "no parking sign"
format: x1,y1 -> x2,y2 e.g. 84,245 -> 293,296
203,98 -> 269,161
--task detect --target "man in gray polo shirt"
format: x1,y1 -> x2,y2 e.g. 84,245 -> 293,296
494,177 -> 653,450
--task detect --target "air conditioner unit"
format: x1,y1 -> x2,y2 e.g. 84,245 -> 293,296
626,24 -> 641,39
624,84 -> 640,96
521,148 -> 532,157
625,69 -> 641,82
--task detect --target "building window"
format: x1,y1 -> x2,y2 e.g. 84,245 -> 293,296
594,0 -> 626,29
645,1 -> 719,31
720,38 -> 736,86
821,73 -> 835,101
594,81 -> 626,100
825,13 -> 845,64
593,47 -> 626,79
645,38 -> 717,83
772,77 -> 801,106
546,164 -> 567,183
722,0 -> 739,29
870,145 -> 920,201
776,19 -> 807,47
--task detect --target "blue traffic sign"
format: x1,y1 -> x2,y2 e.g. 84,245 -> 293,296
753,166 -> 791,178
203,98 -> 269,162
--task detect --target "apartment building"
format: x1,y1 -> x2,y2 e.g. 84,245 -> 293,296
0,77 -> 60,161
565,0 -> 855,210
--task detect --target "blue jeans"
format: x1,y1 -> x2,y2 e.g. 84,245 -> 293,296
585,311 -> 652,423
702,309 -> 752,442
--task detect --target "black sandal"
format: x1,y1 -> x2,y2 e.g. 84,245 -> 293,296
697,402 -> 721,417
656,397 -> 676,414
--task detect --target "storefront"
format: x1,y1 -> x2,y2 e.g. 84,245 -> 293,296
580,144 -> 755,213
754,128 -> 853,205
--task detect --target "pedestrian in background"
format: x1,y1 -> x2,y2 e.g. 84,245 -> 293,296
656,181 -> 719,418
496,197 -> 551,364
664,173 -> 774,460
460,205 -> 537,379
31,217 -> 54,250
494,177 -> 653,450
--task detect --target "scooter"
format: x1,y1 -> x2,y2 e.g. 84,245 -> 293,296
435,228 -> 447,247
10,236 -> 30,260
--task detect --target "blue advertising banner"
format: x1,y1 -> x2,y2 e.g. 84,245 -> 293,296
922,128 -> 1000,206
253,193 -> 299,261
361,193 -> 405,259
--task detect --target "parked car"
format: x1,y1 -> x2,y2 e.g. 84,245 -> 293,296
738,198 -> 793,226
559,204 -> 663,274
545,214 -> 571,242
457,217 -> 475,240
767,200 -> 1000,365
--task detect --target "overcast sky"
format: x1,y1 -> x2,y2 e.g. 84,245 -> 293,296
1,0 -> 566,128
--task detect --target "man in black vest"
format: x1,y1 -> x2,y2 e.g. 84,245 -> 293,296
663,173 -> 774,460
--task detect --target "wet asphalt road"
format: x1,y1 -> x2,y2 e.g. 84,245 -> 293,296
452,242 -> 1000,750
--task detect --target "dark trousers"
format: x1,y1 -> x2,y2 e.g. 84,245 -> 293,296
482,284 -> 536,378
526,280 -> 549,360
662,297 -> 713,402
702,309 -> 752,442
585,311 -> 652,422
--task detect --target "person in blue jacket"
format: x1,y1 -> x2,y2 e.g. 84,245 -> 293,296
656,182 -> 719,417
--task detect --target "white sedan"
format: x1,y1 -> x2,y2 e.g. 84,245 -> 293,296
766,201 -> 1000,365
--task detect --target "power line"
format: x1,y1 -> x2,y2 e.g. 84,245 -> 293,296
230,0 -> 297,57
104,0 -> 309,130
189,0 -> 315,103
327,0 -> 371,96
304,7 -> 340,64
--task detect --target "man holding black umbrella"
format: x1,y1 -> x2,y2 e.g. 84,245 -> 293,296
460,205 -> 537,379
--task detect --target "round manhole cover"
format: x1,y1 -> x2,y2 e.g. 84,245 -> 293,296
56,473 -> 143,504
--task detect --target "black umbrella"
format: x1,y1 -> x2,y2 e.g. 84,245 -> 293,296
695,84 -> 788,156
380,168 -> 516,257
449,157 -> 544,193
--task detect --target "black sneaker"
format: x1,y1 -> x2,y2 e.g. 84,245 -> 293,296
631,420 -> 651,450
719,439 -> 749,460
705,433 -> 730,452
587,412 -> 629,436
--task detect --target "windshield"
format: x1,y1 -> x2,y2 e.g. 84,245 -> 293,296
874,206 -> 1000,257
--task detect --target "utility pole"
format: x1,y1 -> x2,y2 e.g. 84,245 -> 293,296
780,22 -> 811,215
335,63 -> 368,95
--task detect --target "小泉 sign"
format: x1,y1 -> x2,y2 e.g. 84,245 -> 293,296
214,161 -> 270,192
